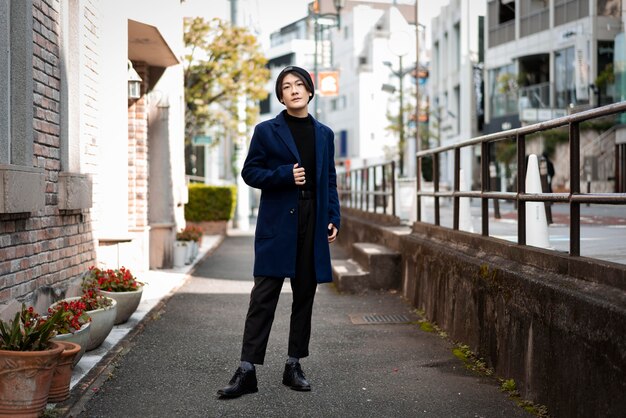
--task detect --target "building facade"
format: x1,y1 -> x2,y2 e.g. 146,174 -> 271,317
0,0 -> 186,317
429,0 -> 486,190
484,0 -> 625,192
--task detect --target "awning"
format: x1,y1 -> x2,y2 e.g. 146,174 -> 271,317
128,19 -> 179,68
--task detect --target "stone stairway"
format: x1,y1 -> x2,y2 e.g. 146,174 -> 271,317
331,242 -> 401,293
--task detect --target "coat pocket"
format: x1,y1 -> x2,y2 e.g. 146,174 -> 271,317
255,199 -> 279,238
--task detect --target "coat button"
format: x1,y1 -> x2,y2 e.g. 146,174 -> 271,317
290,208 -> 295,214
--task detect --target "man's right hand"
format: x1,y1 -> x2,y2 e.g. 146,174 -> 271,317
293,163 -> 306,186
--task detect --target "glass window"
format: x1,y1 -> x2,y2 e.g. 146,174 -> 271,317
555,47 -> 576,108
596,41 -> 615,106
488,63 -> 517,117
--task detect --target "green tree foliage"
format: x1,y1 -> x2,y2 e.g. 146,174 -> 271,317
183,17 -> 270,146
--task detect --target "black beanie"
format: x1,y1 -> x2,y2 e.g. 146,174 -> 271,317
275,66 -> 315,103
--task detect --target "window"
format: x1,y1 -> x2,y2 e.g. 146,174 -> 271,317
499,0 -> 515,24
488,63 -> 517,117
555,0 -> 589,26
0,0 -> 34,166
339,130 -> 347,158
596,41 -> 615,106
453,23 -> 460,72
0,0 -> 46,214
555,47 -> 576,108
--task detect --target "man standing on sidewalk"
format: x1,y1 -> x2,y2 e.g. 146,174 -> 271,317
217,66 -> 341,398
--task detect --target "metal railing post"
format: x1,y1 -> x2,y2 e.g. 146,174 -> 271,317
481,142 -> 489,236
434,153 -> 440,226
453,148 -> 460,230
517,134 -> 526,245
391,161 -> 396,217
570,122 -> 581,256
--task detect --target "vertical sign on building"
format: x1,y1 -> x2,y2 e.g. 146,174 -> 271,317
317,71 -> 340,97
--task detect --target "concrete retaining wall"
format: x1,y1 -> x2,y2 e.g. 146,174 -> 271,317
337,210 -> 626,418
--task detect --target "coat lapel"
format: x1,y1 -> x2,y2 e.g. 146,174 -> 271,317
272,112 -> 300,163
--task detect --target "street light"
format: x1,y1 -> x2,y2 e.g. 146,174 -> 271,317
385,30 -> 411,177
127,60 -> 142,100
311,0 -> 345,119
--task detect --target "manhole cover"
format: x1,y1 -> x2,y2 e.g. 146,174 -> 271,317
349,313 -> 410,325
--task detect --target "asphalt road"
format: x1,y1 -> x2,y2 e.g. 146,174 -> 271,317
72,234 -> 531,418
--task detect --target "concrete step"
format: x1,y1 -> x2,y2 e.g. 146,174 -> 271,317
331,258 -> 370,293
352,242 -> 401,290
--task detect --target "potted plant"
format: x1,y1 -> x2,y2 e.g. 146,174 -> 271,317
47,341 -> 81,404
83,266 -> 144,325
0,304 -> 65,417
173,240 -> 188,268
177,225 -> 203,262
48,299 -> 92,365
79,289 -> 117,350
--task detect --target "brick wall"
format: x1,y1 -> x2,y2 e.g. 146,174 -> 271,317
127,62 -> 149,231
0,0 -> 96,314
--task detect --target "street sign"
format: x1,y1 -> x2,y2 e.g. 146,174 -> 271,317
317,71 -> 339,97
193,135 -> 212,146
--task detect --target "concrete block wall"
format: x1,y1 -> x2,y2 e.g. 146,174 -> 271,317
0,0 -> 96,317
337,210 -> 626,418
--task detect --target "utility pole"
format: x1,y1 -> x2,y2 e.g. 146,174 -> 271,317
398,55 -> 405,177
230,0 -> 250,230
415,1 -> 420,155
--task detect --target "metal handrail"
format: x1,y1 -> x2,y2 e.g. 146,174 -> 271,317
337,161 -> 396,217
415,101 -> 626,256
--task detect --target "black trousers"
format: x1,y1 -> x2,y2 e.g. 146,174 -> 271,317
241,196 -> 317,365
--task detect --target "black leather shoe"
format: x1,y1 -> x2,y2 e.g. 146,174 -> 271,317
282,362 -> 311,391
217,367 -> 258,398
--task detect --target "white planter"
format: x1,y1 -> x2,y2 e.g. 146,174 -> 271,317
52,322 -> 91,366
51,296 -> 118,351
184,240 -> 193,264
174,241 -> 188,267
99,287 -> 143,325
85,299 -> 117,350
191,241 -> 199,259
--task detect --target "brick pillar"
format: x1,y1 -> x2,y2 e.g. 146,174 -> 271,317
127,61 -> 149,231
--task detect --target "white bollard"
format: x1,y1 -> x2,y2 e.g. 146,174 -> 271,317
525,154 -> 551,248
458,169 -> 474,232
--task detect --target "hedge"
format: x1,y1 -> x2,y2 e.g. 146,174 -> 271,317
184,184 -> 237,222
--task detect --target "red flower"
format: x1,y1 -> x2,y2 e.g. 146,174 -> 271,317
82,266 -> 144,293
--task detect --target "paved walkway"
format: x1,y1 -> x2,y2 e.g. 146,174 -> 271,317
58,231 -> 531,418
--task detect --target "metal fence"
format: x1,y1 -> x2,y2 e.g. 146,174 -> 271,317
337,161 -> 396,217
415,101 -> 626,257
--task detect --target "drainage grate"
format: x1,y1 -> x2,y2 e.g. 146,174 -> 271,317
349,313 -> 410,325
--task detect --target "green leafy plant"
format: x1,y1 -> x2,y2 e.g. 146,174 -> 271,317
47,299 -> 91,335
184,184 -> 236,221
82,266 -> 144,293
0,304 -> 64,351
183,17 -> 269,147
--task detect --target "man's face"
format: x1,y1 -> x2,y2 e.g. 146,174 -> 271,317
281,73 -> 311,114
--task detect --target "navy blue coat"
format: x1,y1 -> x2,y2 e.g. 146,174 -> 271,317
241,111 -> 341,283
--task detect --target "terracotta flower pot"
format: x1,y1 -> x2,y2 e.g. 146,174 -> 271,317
0,341 -> 64,418
52,322 -> 91,366
47,341 -> 81,403
99,286 -> 143,324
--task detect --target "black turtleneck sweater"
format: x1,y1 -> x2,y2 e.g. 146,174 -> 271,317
284,111 -> 316,192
